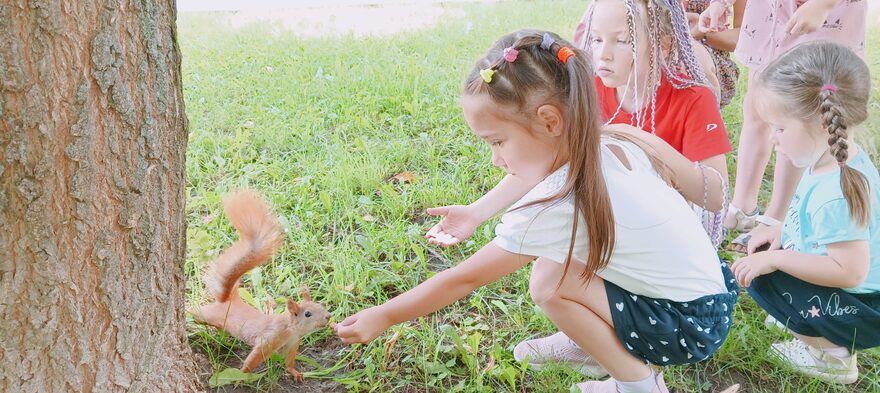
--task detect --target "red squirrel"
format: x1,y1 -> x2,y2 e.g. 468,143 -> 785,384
189,190 -> 332,381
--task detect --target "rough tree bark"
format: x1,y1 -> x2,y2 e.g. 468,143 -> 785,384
0,1 -> 201,391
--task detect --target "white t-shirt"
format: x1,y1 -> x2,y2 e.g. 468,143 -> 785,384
493,138 -> 725,302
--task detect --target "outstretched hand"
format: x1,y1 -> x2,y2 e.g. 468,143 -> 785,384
334,307 -> 391,344
424,205 -> 481,247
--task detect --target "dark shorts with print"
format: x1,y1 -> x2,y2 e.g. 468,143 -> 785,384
748,270 -> 880,350
604,260 -> 739,366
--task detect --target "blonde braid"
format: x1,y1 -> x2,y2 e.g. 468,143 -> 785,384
623,0 -> 643,129
819,90 -> 849,165
818,88 -> 871,227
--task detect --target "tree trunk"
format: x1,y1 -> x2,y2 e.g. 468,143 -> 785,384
0,1 -> 201,391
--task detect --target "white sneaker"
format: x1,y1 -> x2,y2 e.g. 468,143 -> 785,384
513,332 -> 608,377
770,339 -> 858,384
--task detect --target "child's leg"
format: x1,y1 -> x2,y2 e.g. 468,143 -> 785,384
770,332 -> 858,384
747,270 -> 880,384
730,70 -> 771,215
529,258 -> 651,382
514,267 -> 607,377
749,270 -> 880,351
761,152 -> 803,222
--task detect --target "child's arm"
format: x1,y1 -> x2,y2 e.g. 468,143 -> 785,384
699,0 -> 744,52
690,38 -> 721,100
698,0 -> 735,33
697,153 -> 730,211
701,28 -> 739,53
604,124 -> 727,212
786,0 -> 844,35
426,175 -> 537,247
335,243 -> 533,343
732,240 -> 870,288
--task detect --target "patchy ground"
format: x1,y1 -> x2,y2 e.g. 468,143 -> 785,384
191,333 -> 350,392
180,0 -> 880,391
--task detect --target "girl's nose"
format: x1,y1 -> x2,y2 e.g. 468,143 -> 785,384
599,42 -> 613,61
490,150 -> 505,168
769,131 -> 780,146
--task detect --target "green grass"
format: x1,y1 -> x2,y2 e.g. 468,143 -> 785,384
180,2 -> 880,391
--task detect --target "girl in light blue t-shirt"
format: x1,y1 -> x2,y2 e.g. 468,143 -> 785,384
732,41 -> 880,385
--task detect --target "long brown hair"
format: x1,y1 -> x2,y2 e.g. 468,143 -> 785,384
463,30 -> 614,283
761,41 -> 872,227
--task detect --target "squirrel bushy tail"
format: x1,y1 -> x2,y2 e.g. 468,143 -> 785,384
203,190 -> 282,302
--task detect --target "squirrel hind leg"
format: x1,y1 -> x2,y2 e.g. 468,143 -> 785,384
188,304 -> 213,324
188,300 -> 236,330
241,336 -> 275,373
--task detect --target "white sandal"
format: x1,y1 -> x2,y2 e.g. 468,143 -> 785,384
722,205 -> 759,232
726,214 -> 783,252
727,232 -> 751,252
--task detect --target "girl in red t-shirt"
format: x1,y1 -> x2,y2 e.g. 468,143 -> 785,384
575,0 -> 733,249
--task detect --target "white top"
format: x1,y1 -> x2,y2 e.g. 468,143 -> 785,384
493,138 -> 725,302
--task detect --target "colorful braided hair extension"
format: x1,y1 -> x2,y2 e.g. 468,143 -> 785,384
580,0 -> 727,245
580,0 -> 711,133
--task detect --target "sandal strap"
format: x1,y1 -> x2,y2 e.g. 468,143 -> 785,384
724,205 -> 759,232
756,215 -> 782,227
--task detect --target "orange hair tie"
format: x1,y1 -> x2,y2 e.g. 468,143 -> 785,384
557,47 -> 575,64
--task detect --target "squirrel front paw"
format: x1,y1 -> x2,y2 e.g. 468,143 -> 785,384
287,367 -> 304,382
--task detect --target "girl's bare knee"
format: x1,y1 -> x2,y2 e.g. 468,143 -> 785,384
528,258 -> 563,306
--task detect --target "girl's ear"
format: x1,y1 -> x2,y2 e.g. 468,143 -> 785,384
536,104 -> 565,136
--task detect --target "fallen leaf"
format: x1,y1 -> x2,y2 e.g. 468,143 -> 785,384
482,354 -> 496,373
392,171 -> 416,183
265,66 -> 274,73
242,120 -> 255,129
362,214 -> 375,222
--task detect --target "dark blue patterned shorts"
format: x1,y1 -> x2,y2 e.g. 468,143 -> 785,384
604,259 -> 739,365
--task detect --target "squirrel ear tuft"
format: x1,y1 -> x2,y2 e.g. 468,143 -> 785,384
287,299 -> 300,316
300,287 -> 312,302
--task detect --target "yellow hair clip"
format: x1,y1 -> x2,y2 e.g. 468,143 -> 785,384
480,68 -> 495,83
